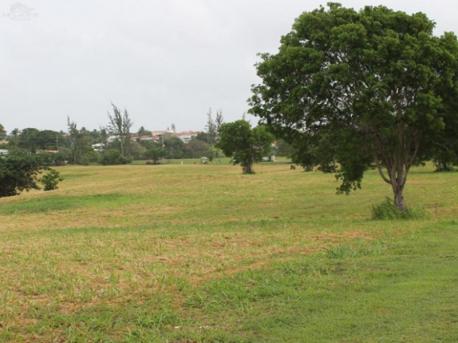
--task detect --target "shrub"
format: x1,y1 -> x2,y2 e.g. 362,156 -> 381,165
41,169 -> 63,191
144,144 -> 165,164
99,149 -> 132,165
0,152 -> 42,197
371,198 -> 424,220
38,151 -> 68,166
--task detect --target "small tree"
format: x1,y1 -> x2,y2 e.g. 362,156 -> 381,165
250,3 -> 458,210
41,169 -> 63,191
0,124 -> 6,140
163,136 -> 185,159
66,118 -> 93,164
0,152 -> 42,197
108,104 -> 133,158
215,110 -> 224,140
144,143 -> 165,164
99,149 -> 131,165
206,108 -> 218,145
218,120 -> 274,174
183,138 -> 210,159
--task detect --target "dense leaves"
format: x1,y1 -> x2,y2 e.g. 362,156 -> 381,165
218,120 -> 274,174
41,169 -> 63,191
0,152 -> 42,197
0,124 -> 6,140
250,3 -> 458,209
99,149 -> 132,165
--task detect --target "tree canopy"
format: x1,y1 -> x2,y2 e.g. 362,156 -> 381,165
0,124 -> 6,140
0,152 -> 42,197
108,104 -> 133,158
250,3 -> 458,210
218,120 -> 274,174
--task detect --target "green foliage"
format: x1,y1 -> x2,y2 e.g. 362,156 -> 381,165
38,151 -> 69,166
129,141 -> 147,160
16,128 -> 40,152
431,110 -> 458,171
274,139 -> 293,157
67,118 -> 94,164
371,198 -> 425,220
99,149 -> 132,165
163,136 -> 185,159
144,143 -> 165,164
11,128 -> 64,152
183,138 -> 210,159
250,3 -> 458,209
0,152 -> 42,197
218,120 -> 274,174
41,169 -> 63,191
108,104 -> 133,158
0,123 -> 6,140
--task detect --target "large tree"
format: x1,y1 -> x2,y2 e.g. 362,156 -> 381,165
250,3 -> 458,210
218,120 -> 274,174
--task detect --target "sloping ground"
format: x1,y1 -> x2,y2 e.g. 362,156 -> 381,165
0,164 -> 456,342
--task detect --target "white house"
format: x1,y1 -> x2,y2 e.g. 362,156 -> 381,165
175,131 -> 199,143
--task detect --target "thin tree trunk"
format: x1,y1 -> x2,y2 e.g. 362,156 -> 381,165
120,137 -> 125,158
393,185 -> 405,211
242,163 -> 254,174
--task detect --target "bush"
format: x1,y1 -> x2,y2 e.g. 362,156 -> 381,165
38,151 -> 68,166
41,169 -> 63,191
99,149 -> 132,165
0,152 -> 42,197
371,198 -> 424,220
144,144 -> 165,164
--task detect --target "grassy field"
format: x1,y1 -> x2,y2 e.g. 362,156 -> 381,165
0,162 -> 457,342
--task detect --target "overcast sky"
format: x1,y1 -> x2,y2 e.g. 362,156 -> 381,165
1,0 -> 458,132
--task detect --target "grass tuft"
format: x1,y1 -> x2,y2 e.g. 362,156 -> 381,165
371,198 -> 426,220
326,240 -> 387,259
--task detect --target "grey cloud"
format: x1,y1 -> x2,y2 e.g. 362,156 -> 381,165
1,0 -> 457,132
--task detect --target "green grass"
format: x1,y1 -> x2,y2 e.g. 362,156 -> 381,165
0,163 -> 457,342
0,193 -> 139,215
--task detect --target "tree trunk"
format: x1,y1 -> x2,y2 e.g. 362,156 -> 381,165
393,186 -> 405,211
242,163 -> 254,174
120,138 -> 125,158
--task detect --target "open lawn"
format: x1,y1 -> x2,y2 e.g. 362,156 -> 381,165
0,163 -> 457,342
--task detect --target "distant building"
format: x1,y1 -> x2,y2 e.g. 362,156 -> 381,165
151,130 -> 173,143
128,130 -> 202,145
137,135 -> 154,142
175,131 -> 199,143
92,143 -> 105,152
107,135 -> 118,144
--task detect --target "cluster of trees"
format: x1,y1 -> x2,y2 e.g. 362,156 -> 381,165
1,122 -> 106,165
0,106 -> 230,166
4,4 -> 458,212
126,108 -> 226,163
